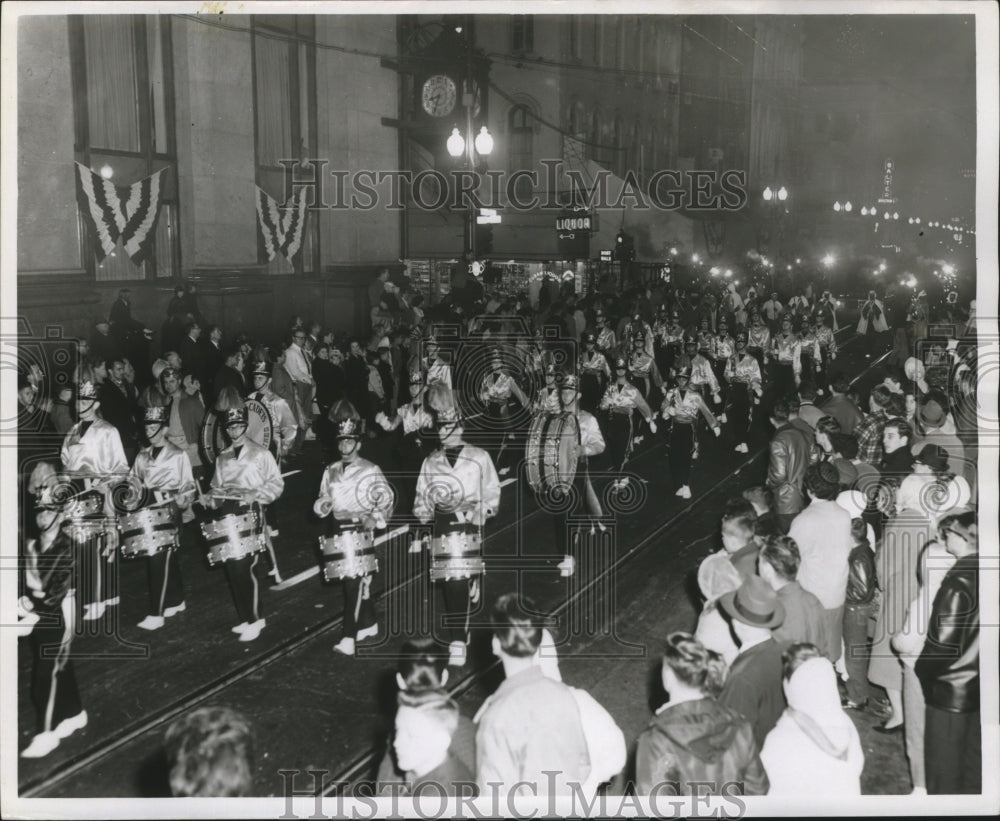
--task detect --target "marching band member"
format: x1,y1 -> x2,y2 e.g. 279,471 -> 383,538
595,310 -> 617,355
659,309 -> 687,379
205,404 -> 284,642
689,338 -> 723,415
478,350 -> 529,474
579,332 -> 612,398
377,369 -> 435,505
814,312 -> 838,392
414,385 -> 501,668
624,312 -> 655,359
424,337 -> 452,389
695,318 -> 715,356
770,314 -> 803,398
553,374 -> 606,577
798,315 -> 823,389
661,367 -> 721,499
19,463 -> 88,759
599,356 -> 656,490
747,311 -> 772,372
248,359 -> 298,463
314,408 -> 395,656
627,332 -> 663,405
711,318 -> 737,422
127,405 -> 197,630
60,375 -> 128,622
533,363 -> 563,415
724,333 -> 764,454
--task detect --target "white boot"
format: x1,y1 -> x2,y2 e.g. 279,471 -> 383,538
558,555 -> 576,577
238,618 -> 266,642
53,710 -> 88,740
356,623 -> 379,641
21,732 -> 60,758
448,641 -> 467,667
137,615 -> 165,631
334,636 -> 356,656
163,602 -> 186,618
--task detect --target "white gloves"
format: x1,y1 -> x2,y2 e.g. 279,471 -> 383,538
713,426 -> 721,437
648,419 -> 658,434
313,498 -> 333,518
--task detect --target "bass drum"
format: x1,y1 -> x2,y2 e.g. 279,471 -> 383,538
525,412 -> 579,494
199,398 -> 277,464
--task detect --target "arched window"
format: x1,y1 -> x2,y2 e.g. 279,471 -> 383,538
508,105 -> 534,203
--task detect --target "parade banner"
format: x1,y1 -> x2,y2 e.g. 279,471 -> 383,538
74,162 -> 168,265
255,186 -> 308,262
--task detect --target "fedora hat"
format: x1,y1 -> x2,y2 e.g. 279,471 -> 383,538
719,575 -> 785,629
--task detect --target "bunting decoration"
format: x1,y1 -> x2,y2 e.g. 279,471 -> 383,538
74,162 -> 168,265
256,186 -> 309,262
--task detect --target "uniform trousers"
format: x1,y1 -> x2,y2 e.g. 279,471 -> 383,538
604,411 -> 633,473
431,516 -> 482,646
223,552 -> 265,624
78,535 -> 119,609
772,361 -> 797,401
145,547 -> 184,616
341,575 -> 376,639
29,598 -> 82,733
728,385 -> 753,444
669,422 -> 695,488
925,706 -> 981,794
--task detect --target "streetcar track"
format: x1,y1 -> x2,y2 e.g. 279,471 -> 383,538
23,326 -> 865,797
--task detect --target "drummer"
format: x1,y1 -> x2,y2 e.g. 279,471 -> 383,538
205,404 -> 285,642
599,356 -> 657,490
723,332 -> 764,455
313,406 -> 395,656
414,385 -> 501,668
60,373 -> 128,622
19,463 -> 89,759
126,405 -> 197,631
248,359 -> 298,465
553,374 -> 606,577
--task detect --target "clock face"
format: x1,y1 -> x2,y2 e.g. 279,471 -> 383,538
421,75 -> 457,117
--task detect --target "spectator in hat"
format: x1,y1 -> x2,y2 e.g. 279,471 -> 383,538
89,318 -> 119,366
165,707 -> 254,796
635,633 -> 769,796
896,444 -> 960,518
717,576 -> 787,749
915,509 -> 980,794
788,462 -> 853,662
760,646 -> 863,795
758,536 -> 829,655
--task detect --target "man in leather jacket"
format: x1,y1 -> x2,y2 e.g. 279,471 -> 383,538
766,398 -> 811,533
915,509 -> 979,794
841,518 -> 878,711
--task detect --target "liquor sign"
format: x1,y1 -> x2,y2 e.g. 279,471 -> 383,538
555,214 -> 593,232
477,208 -> 502,225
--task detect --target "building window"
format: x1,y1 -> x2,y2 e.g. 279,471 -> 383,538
508,105 -> 534,203
252,16 -> 319,275
511,16 -> 534,53
71,15 -> 179,281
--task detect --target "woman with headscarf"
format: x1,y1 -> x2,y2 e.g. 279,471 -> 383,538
760,645 -> 863,795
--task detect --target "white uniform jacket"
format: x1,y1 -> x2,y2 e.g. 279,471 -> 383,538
414,444 -> 501,527
210,439 -> 284,505
315,457 -> 395,523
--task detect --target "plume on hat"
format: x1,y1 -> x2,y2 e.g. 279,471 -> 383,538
426,383 -> 457,415
214,386 -> 245,413
328,399 -> 360,425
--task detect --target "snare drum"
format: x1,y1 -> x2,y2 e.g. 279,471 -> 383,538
430,529 -> 485,581
119,506 -> 178,559
63,490 -> 112,544
319,528 -> 377,581
201,506 -> 265,565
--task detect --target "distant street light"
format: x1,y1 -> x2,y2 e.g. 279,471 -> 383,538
822,253 -> 836,267
833,201 -> 842,212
